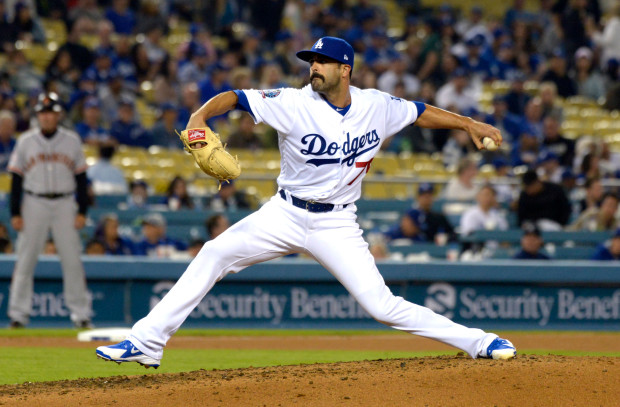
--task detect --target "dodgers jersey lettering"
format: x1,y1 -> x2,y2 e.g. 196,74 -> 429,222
239,85 -> 422,204
8,127 -> 87,194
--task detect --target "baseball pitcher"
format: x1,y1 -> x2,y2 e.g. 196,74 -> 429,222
97,37 -> 515,368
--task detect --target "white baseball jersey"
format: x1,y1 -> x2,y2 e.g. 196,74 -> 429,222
8,127 -> 87,194
239,85 -> 422,204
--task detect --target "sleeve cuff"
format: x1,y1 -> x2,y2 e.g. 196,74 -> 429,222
234,90 -> 255,119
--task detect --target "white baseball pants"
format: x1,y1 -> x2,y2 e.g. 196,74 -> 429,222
8,195 -> 91,324
130,194 -> 496,360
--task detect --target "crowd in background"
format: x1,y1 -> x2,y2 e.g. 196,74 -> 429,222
0,0 -> 620,260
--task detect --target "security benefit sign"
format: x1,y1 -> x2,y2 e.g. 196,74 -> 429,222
146,282 -> 374,327
422,283 -> 620,329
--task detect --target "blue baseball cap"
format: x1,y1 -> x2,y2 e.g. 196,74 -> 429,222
296,37 -> 354,70
418,183 -> 434,195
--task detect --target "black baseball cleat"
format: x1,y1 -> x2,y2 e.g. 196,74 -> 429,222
8,320 -> 25,329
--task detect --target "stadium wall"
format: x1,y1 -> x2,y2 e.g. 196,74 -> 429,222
0,257 -> 619,330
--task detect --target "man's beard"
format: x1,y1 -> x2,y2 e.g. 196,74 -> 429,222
310,73 -> 337,93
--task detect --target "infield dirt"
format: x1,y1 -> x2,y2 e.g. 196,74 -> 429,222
0,332 -> 618,406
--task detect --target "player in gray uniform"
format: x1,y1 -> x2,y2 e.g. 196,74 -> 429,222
7,92 -> 92,328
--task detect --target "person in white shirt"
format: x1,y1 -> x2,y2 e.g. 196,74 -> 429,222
377,55 -> 420,97
443,157 -> 480,201
460,185 -> 509,236
435,68 -> 479,113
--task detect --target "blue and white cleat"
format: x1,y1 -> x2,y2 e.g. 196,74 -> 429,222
484,337 -> 517,360
96,340 -> 160,369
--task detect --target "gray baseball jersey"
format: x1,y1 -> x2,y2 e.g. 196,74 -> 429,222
8,126 -> 88,193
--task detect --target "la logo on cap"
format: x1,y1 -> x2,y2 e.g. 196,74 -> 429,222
314,39 -> 323,49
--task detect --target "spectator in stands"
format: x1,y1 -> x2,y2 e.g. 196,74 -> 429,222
177,45 -> 210,85
0,222 -> 8,239
205,214 -> 230,240
93,213 -> 135,255
460,185 -> 509,236
112,34 -> 137,86
559,0 -> 596,61
142,24 -> 168,67
521,97 -> 543,141
99,71 -> 135,123
44,238 -> 56,255
69,0 -> 104,29
484,94 -> 525,143
591,228 -> 620,261
135,0 -> 168,36
538,82 -> 563,121
75,97 -> 113,146
187,239 -> 206,257
492,158 -> 517,204
198,63 -> 233,128
5,49 -> 43,94
0,110 -> 17,172
511,132 -> 541,168
152,56 -> 180,107
0,237 -> 12,254
443,158 -> 480,201
541,116 -> 575,168
105,0 -> 136,35
579,176 -> 604,213
0,2 -> 16,52
537,150 -> 563,183
435,68 -> 478,113
442,129 -> 477,168
513,221 -> 550,260
109,98 -> 152,148
226,113 -> 263,150
568,192 -> 619,232
0,221 -> 12,253
130,42 -> 159,84
82,48 -> 119,85
377,55 -> 420,97
517,170 -> 571,229
176,83 -> 201,131
44,48 -> 80,101
459,34 -> 495,80
504,72 -> 531,116
258,63 -> 289,90
572,47 -> 605,101
87,144 -> 128,195
414,182 -> 456,243
134,213 -> 187,257
84,239 -> 106,255
53,17 -> 94,74
579,151 -> 602,180
10,1 -> 46,44
415,17 -> 442,82
163,176 -> 195,211
206,180 -> 251,211
589,3 -> 620,69
125,180 -> 149,209
384,209 -> 426,243
150,103 -> 181,149
541,48 -> 577,98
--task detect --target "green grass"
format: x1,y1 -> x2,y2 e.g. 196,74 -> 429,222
0,347 -> 452,386
1,329 -> 619,386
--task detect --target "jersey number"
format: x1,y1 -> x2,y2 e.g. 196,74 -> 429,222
347,159 -> 373,185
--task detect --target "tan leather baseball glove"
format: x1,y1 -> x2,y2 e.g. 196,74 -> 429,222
178,128 -> 241,183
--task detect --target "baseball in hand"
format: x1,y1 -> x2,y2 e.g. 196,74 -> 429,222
483,137 -> 499,151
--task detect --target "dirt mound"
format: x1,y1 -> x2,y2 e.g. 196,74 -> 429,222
1,355 -> 617,406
